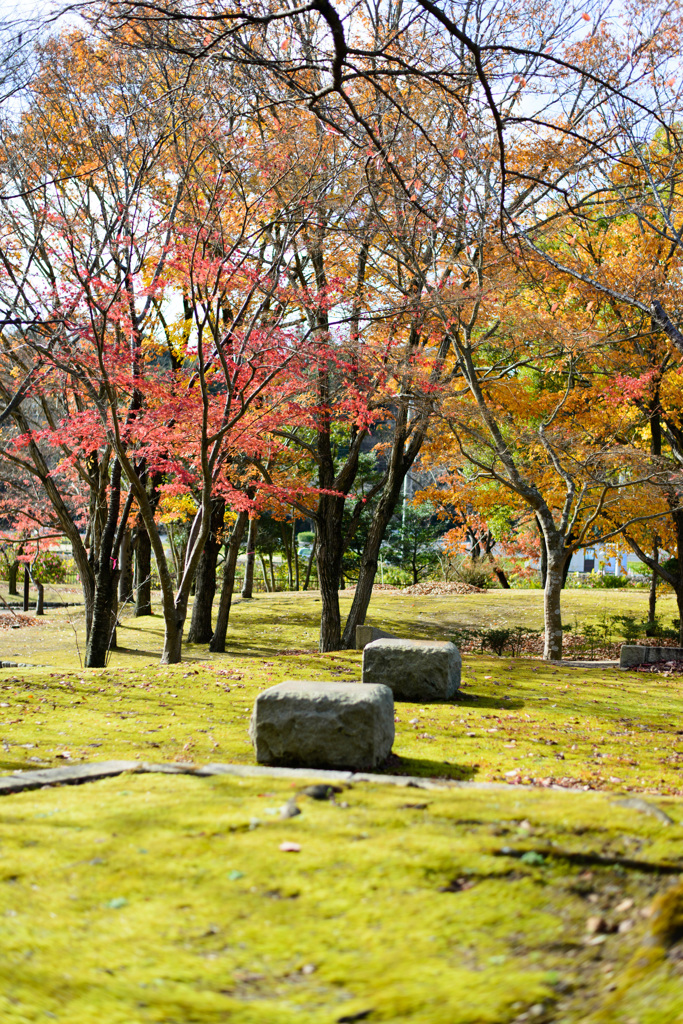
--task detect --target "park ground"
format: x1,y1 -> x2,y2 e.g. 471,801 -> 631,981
0,586 -> 682,1023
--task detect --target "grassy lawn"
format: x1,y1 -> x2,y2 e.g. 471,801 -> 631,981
0,587 -> 682,1022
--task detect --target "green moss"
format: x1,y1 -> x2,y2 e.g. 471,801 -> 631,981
1,588 -> 683,1020
647,882 -> 683,948
0,774 -> 681,1022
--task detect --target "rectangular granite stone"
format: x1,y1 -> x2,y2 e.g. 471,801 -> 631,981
249,680 -> 395,770
362,638 -> 461,701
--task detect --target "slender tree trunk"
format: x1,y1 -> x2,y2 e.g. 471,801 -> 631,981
303,536 -> 317,591
160,597 -> 187,664
187,497 -> 225,644
340,455 -> 409,650
294,527 -> 300,591
259,553 -> 270,592
118,529 -> 134,604
8,560 -> 18,596
543,548 -> 566,661
135,523 -> 152,616
35,582 -> 44,616
280,522 -> 293,590
672,508 -> 683,649
648,535 -> 659,630
537,516 -> 548,587
316,495 -> 345,651
492,566 -> 510,589
85,461 -> 123,668
677,588 -> 683,648
210,510 -> 249,653
241,518 -> 257,599
167,523 -> 187,584
22,566 -> 29,612
268,552 -> 275,591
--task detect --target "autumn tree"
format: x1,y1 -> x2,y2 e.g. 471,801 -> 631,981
0,31 -> 311,664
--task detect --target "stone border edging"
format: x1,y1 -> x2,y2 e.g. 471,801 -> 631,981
620,644 -> 683,669
0,760 -> 536,795
0,764 -> 677,827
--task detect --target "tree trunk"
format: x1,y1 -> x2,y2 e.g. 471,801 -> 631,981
269,552 -> 275,591
493,566 -> 510,589
303,536 -> 317,590
537,516 -> 548,587
543,549 -> 566,660
134,523 -> 152,616
675,586 -> 683,647
160,602 -> 186,664
648,535 -> 659,629
210,510 -> 249,653
35,582 -> 44,616
118,529 -> 134,604
340,453 -> 411,650
22,565 -> 29,612
259,553 -> 271,592
85,461 -> 122,668
316,495 -> 345,651
241,518 -> 257,599
8,560 -> 18,596
187,497 -> 225,644
280,521 -> 293,590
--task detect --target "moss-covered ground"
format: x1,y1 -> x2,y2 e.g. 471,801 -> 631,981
0,587 -> 682,1022
0,587 -> 681,793
1,774 -> 683,1023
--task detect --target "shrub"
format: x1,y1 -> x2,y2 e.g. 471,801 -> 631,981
600,574 -> 629,588
479,627 -> 512,656
454,560 -> 495,589
644,616 -> 680,640
29,550 -> 68,585
450,624 -> 542,657
380,566 -> 412,587
610,614 -> 643,643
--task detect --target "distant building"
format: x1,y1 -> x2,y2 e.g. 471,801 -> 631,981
565,545 -> 641,575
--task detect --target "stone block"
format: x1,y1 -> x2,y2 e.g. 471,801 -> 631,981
620,644 -> 683,668
249,681 -> 394,770
362,638 -> 461,701
355,625 -> 395,650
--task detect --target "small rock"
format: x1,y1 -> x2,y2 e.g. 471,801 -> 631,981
280,798 -> 301,820
279,842 -> 301,853
301,963 -> 316,975
618,919 -> 634,933
615,898 -> 634,912
302,784 -> 341,801
586,915 -> 608,934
